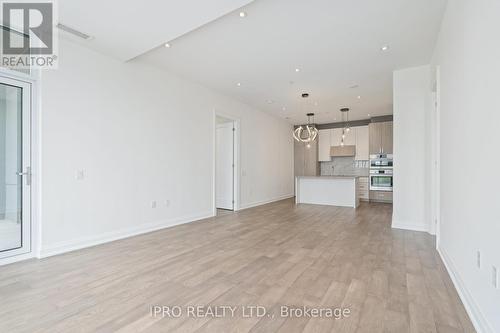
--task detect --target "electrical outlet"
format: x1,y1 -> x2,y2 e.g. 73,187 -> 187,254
477,250 -> 481,269
151,201 -> 157,209
493,266 -> 498,289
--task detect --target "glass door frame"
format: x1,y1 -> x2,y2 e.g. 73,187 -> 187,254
0,76 -> 32,259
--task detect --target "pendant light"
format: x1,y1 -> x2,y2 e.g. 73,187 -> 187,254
293,93 -> 318,144
340,107 -> 350,146
293,113 -> 318,144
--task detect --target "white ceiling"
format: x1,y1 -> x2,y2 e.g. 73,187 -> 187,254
58,0 -> 254,61
58,0 -> 446,125
136,0 -> 447,125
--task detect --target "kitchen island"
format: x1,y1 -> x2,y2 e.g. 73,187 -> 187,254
295,176 -> 360,208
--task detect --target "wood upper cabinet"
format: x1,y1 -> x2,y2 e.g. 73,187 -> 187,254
369,121 -> 393,155
381,121 -> 393,154
295,139 -> 318,176
318,129 -> 331,162
369,122 -> 383,154
355,126 -> 369,160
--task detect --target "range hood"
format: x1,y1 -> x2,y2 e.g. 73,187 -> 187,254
330,145 -> 356,157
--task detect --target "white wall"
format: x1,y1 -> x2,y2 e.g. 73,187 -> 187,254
431,0 -> 500,331
39,39 -> 294,256
392,65 -> 432,233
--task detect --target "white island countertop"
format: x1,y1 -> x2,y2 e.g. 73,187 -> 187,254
298,175 -> 363,179
295,176 -> 360,208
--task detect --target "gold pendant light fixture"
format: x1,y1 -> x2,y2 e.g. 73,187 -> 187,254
293,93 -> 318,145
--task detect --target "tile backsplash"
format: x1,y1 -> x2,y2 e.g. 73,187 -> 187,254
320,157 -> 369,176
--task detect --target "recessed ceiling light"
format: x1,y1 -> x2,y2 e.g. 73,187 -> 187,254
164,43 -> 171,48
267,100 -> 274,104
357,95 -> 361,99
282,107 -> 286,111
239,11 -> 247,18
368,114 -> 371,117
295,68 -> 300,72
236,82 -> 241,87
381,45 -> 390,51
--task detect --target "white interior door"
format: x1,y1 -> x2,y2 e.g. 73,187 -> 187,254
0,77 -> 31,259
216,121 -> 234,210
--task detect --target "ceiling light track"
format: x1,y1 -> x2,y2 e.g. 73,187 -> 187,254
56,23 -> 92,40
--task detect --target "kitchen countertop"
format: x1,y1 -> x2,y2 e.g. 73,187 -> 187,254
330,174 -> 369,178
324,174 -> 369,178
296,175 -> 362,179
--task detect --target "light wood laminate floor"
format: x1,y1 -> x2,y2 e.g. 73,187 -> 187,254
0,199 -> 474,332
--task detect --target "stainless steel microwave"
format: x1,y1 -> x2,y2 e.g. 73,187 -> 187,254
369,154 -> 393,169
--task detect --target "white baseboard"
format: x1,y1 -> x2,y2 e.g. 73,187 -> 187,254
238,194 -> 294,211
391,219 -> 430,233
38,211 -> 214,258
437,246 -> 494,333
0,252 -> 35,266
10,195 -> 294,262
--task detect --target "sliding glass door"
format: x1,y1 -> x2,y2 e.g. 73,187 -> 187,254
0,76 -> 31,258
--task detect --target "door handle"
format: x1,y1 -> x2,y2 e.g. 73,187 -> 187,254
16,167 -> 31,186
